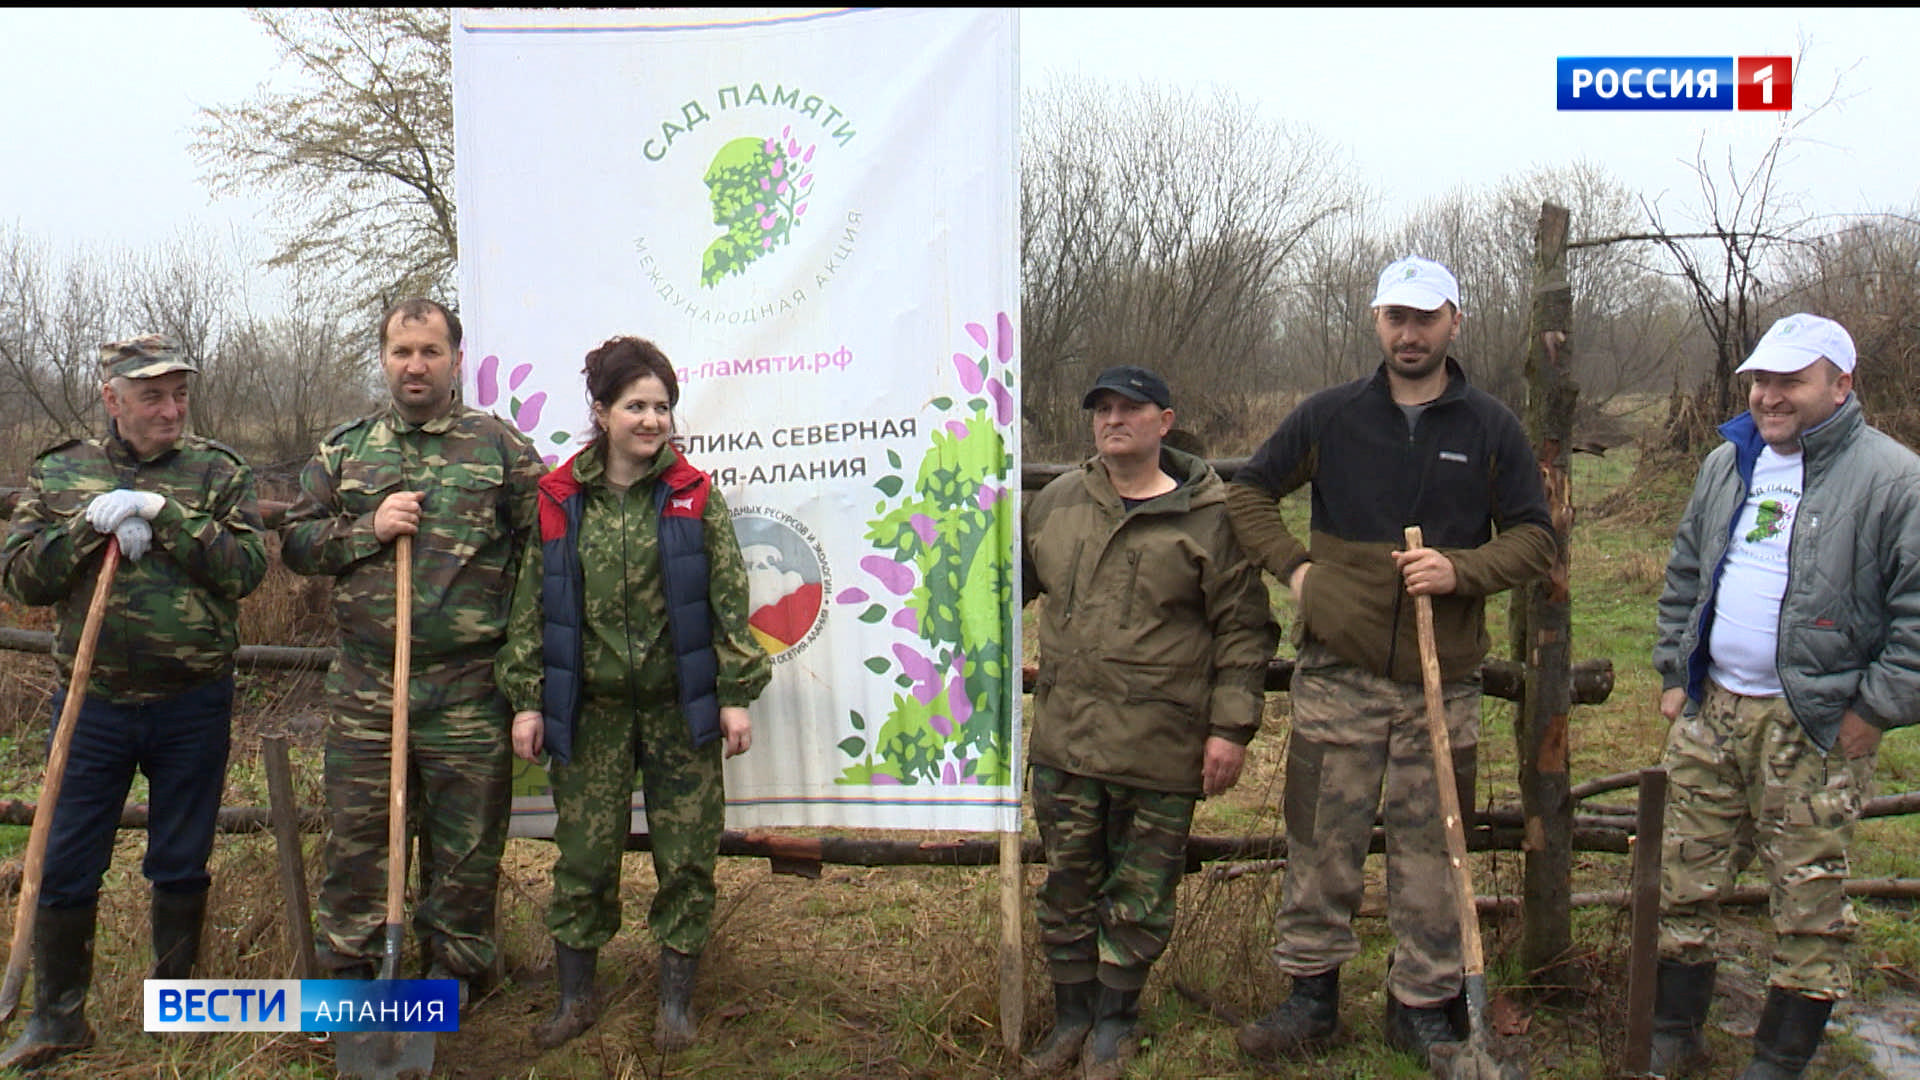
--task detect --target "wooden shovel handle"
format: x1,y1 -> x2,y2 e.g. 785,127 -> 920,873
1405,525 -> 1486,978
0,537 -> 121,1022
386,535 -> 412,926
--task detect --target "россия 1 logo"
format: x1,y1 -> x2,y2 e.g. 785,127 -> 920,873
1557,56 -> 1792,111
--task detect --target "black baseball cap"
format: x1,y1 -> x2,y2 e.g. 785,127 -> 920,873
1082,365 -> 1172,409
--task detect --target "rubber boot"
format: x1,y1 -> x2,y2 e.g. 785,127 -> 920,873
1080,984 -> 1141,1080
1385,993 -> 1462,1060
150,887 -> 208,980
1736,986 -> 1833,1080
1648,959 -> 1716,1077
654,947 -> 699,1052
530,942 -> 599,1049
0,905 -> 97,1070
1236,968 -> 1340,1061
1022,981 -> 1096,1076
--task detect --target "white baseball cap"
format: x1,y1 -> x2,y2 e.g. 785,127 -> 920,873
1736,313 -> 1857,375
1371,255 -> 1460,312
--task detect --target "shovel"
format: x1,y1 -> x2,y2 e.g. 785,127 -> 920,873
337,534 -> 434,1079
0,537 -> 120,1028
1405,526 -> 1525,1080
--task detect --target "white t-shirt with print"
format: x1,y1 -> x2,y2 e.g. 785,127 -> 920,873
1708,445 -> 1802,697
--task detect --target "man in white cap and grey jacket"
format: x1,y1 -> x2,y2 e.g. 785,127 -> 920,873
1649,313 -> 1920,1079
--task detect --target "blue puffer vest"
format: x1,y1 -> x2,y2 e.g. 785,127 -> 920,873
534,448 -> 721,765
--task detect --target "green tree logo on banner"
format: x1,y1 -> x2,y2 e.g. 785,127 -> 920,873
700,127 -> 818,286
834,314 -> 1017,786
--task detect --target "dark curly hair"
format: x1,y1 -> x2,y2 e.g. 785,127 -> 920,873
582,335 -> 679,453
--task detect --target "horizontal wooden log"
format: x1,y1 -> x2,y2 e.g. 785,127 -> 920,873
0,799 -> 324,834
0,627 -> 333,671
1476,878 -> 1920,915
1017,657 -> 1615,705
1,626 -> 1616,704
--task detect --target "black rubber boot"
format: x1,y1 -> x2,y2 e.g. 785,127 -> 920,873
1385,993 -> 1462,1061
150,887 -> 208,981
1736,986 -> 1833,1080
1022,980 -> 1096,1076
1236,968 -> 1340,1061
530,942 -> 599,1050
1648,959 -> 1716,1077
654,947 -> 699,1052
0,905 -> 97,1070
1080,984 -> 1141,1080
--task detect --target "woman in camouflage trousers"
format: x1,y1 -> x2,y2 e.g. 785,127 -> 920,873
497,336 -> 771,1053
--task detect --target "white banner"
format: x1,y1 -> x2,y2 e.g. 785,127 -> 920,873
452,8 -> 1021,833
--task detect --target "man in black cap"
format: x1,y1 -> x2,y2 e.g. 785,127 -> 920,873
1019,365 -> 1277,1079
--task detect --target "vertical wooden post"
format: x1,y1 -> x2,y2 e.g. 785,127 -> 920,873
1518,200 -> 1578,985
998,830 -> 1026,1050
263,734 -> 319,979
1623,768 -> 1669,1075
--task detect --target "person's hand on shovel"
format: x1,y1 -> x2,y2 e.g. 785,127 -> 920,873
373,492 -> 427,543
1393,537 -> 1457,596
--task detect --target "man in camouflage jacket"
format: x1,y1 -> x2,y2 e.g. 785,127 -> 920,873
1020,365 -> 1277,1079
0,334 -> 267,1069
280,299 -> 545,995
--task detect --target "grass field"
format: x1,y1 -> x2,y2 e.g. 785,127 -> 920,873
0,444 -> 1915,1078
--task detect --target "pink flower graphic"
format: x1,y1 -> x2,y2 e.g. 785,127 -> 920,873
892,644 -> 941,704
513,390 -> 547,432
954,351 -> 985,394
476,355 -> 500,406
860,555 -> 915,595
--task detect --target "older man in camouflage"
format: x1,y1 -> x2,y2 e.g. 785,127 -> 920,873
281,299 -> 545,998
1,334 -> 267,1069
1020,365 -> 1277,1079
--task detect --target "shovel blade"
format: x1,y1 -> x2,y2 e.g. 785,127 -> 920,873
335,1030 -> 435,1080
1428,1039 -> 1526,1080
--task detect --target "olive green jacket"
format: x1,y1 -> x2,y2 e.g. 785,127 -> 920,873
1022,447 -> 1277,795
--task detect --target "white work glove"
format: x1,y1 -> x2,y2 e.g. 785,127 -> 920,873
114,517 -> 152,562
86,489 -> 166,532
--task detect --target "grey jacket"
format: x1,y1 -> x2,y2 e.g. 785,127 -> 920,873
1653,396 -> 1920,749
1022,446 -> 1278,794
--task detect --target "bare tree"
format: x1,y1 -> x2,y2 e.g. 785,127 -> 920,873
222,287 -> 379,468
0,225 -> 373,477
1272,202 -> 1389,396
194,8 -> 455,315
1775,213 -> 1920,442
1020,78 -> 1355,458
0,229 -> 113,449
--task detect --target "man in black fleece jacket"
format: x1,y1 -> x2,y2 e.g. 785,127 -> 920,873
1227,255 -> 1554,1066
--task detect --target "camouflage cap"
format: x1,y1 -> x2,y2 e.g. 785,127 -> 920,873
98,334 -> 197,381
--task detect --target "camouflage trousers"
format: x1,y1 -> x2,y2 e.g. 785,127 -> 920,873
545,698 -> 725,956
316,689 -> 512,980
1030,765 -> 1197,991
1659,679 -> 1874,999
1271,639 -> 1481,1007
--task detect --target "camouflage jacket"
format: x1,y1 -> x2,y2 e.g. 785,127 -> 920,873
2,427 -> 267,703
279,404 -> 545,710
1022,446 -> 1277,795
496,442 -> 771,721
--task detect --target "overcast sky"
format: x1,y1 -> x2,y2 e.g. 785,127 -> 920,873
2,7 -> 1914,266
